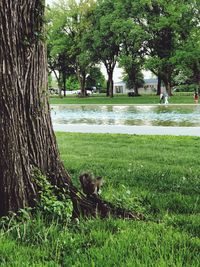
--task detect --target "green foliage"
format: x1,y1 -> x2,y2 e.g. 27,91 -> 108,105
173,84 -> 197,92
46,0 -> 200,97
33,169 -> 73,221
46,0 -> 97,93
86,66 -> 105,88
66,75 -> 79,90
122,71 -> 144,91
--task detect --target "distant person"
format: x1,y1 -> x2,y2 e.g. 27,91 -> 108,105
194,92 -> 199,104
159,93 -> 165,104
164,92 -> 169,104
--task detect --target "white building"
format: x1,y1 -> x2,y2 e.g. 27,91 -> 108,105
113,78 -> 165,94
114,81 -> 127,93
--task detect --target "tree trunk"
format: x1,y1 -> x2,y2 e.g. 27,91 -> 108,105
134,86 -> 139,96
77,68 -> 86,97
80,72 -> 86,97
106,80 -> 110,96
0,0 -> 71,216
164,81 -> 172,96
192,63 -> 200,94
58,71 -> 63,98
109,78 -> 114,98
104,61 -> 115,98
162,74 -> 172,96
107,71 -> 114,98
63,73 -> 67,97
156,75 -> 162,95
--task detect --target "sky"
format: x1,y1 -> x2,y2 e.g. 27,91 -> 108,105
46,0 -> 54,5
45,0 -> 152,81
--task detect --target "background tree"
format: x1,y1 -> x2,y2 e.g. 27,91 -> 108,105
46,2 -> 76,96
90,0 -> 122,97
172,0 -> 200,92
86,66 -> 105,90
66,75 -> 80,91
122,70 -> 144,94
118,17 -> 145,96
50,0 -> 97,97
133,0 -> 184,95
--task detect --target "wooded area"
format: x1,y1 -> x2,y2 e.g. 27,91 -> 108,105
47,0 -> 200,96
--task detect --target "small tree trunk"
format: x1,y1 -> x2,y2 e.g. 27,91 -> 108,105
63,73 -> 67,97
109,78 -> 114,98
157,75 -> 162,95
107,71 -> 114,98
77,68 -> 86,97
81,73 -> 86,97
105,62 -> 115,98
162,75 -> 172,96
58,72 -> 63,98
134,86 -> 139,96
165,82 -> 172,96
106,80 -> 110,96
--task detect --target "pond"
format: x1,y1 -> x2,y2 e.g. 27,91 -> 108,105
51,104 -> 200,127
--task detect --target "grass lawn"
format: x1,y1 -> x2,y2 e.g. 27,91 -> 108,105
49,93 -> 195,105
0,133 -> 200,266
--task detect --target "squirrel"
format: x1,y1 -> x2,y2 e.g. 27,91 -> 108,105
79,173 -> 103,196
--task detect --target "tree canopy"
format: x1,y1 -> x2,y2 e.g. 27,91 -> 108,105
46,0 -> 200,96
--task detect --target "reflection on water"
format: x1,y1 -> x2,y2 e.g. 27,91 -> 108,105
51,105 -> 200,127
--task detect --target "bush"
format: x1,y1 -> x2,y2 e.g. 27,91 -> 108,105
173,84 -> 197,92
33,169 -> 73,221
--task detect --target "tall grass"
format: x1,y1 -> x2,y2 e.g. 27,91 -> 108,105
0,133 -> 200,266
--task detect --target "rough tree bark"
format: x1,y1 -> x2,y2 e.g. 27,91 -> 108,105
0,0 -> 70,216
0,1 -> 144,221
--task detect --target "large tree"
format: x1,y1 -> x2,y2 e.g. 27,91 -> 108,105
172,0 -> 200,91
90,0 -> 121,97
129,0 -> 185,95
118,19 -> 145,96
0,0 -> 71,215
141,0 -> 178,96
48,0 -> 97,97
0,0 -> 140,220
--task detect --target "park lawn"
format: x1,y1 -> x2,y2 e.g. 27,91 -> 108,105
49,93 -> 195,105
0,133 -> 200,266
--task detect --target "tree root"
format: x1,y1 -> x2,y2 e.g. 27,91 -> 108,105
69,185 -> 145,221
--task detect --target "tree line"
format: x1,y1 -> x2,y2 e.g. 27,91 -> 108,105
46,0 -> 200,97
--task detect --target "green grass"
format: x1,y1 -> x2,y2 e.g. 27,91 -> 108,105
49,93 -> 195,105
0,133 -> 200,266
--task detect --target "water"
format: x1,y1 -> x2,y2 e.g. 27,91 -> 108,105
51,105 -> 200,127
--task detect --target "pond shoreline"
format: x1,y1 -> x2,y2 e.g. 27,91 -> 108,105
53,124 -> 200,136
51,103 -> 199,106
